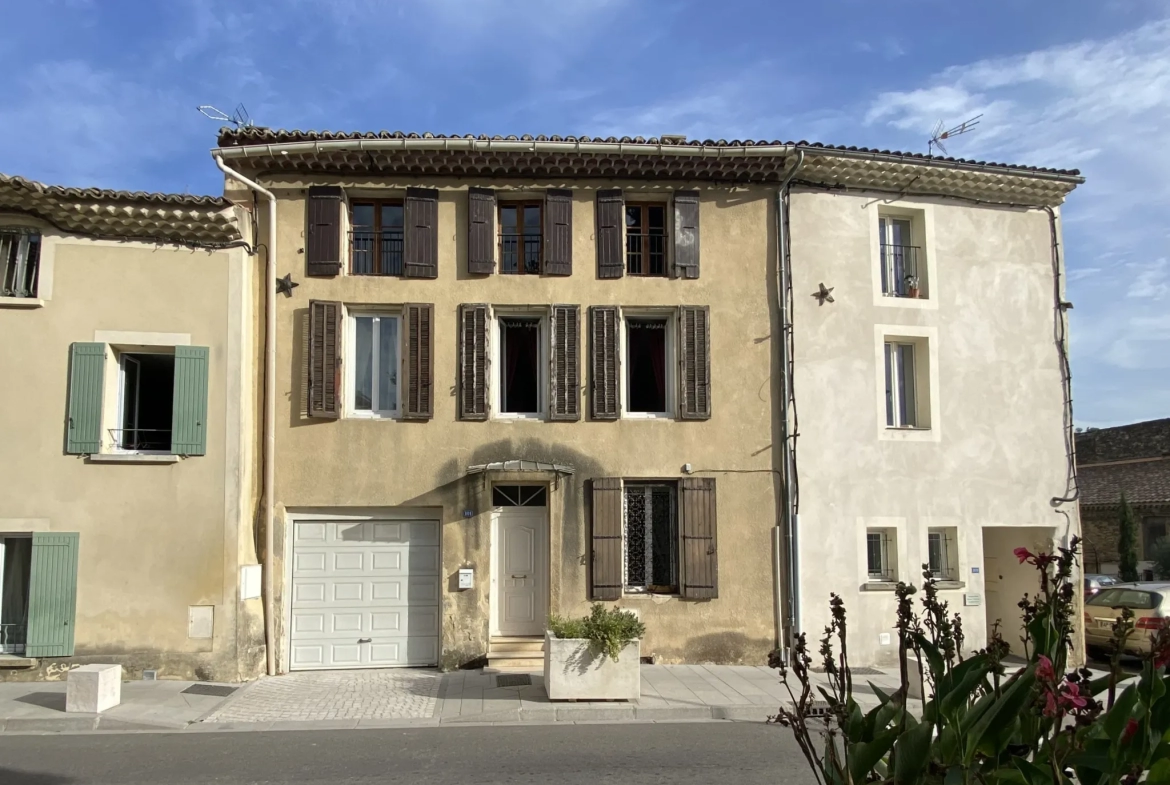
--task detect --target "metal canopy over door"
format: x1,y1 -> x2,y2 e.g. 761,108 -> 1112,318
290,519 -> 439,670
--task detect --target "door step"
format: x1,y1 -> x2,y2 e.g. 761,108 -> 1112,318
487,636 -> 544,672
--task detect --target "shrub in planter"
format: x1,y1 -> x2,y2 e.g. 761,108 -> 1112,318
769,536 -> 1170,784
545,604 -> 645,701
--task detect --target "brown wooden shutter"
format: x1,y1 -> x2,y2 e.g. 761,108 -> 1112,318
595,189 -> 624,279
678,305 -> 711,420
467,188 -> 495,275
543,189 -> 573,276
404,187 -> 439,278
680,477 -> 718,599
308,299 -> 343,418
306,186 -> 344,276
459,304 -> 489,420
589,306 -> 620,420
590,478 -> 624,600
550,304 -> 580,421
402,303 -> 434,419
673,190 -> 700,279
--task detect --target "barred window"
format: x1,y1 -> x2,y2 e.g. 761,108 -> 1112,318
623,482 -> 678,593
1,228 -> 40,298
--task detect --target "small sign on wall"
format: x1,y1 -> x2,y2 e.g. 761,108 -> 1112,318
964,594 -> 982,607
971,567 -> 980,574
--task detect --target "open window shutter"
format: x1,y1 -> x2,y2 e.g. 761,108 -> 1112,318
550,304 -> 580,421
66,342 -> 104,454
26,532 -> 79,657
459,304 -> 489,420
589,306 -> 620,420
590,478 -> 623,600
673,190 -> 700,279
171,346 -> 209,456
680,478 -> 718,599
595,189 -> 624,279
306,186 -> 344,276
467,188 -> 496,275
308,300 -> 343,419
402,303 -> 434,420
544,189 -> 573,276
404,187 -> 439,278
678,305 -> 711,420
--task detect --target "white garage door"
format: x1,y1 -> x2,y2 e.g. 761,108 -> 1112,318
290,519 -> 440,670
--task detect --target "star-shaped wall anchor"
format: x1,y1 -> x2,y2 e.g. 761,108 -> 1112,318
812,282 -> 835,306
276,273 -> 299,298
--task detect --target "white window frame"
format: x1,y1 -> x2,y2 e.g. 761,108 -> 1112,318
112,349 -> 176,455
884,341 -> 919,429
621,308 -> 676,420
870,202 -> 936,311
0,216 -> 56,307
927,527 -> 960,581
492,308 -> 547,421
345,310 -> 402,419
874,325 -> 940,443
866,527 -> 898,583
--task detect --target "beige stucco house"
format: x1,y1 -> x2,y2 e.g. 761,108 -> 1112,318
0,173 -> 263,681
211,130 -> 1084,672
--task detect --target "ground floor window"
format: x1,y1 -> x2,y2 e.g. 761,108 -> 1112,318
0,537 -> 31,655
867,528 -> 896,582
623,482 -> 678,593
119,353 -> 175,451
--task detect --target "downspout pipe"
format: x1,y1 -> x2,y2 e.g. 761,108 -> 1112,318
774,149 -> 804,654
213,153 -> 278,677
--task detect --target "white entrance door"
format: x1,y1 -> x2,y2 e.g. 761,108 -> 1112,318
493,509 -> 547,637
289,518 -> 440,670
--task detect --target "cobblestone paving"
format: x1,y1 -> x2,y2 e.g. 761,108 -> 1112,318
203,670 -> 442,723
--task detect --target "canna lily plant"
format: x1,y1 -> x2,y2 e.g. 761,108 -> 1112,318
769,537 -> 1170,784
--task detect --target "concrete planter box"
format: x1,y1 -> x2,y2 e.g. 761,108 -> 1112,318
544,631 -> 640,701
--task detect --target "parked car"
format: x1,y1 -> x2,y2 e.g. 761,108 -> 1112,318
1084,582 -> 1169,657
1085,574 -> 1118,599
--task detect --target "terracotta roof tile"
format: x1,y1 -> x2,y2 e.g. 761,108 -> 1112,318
1079,460 -> 1170,507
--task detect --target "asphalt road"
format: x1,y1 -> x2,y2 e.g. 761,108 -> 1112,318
0,722 -> 817,785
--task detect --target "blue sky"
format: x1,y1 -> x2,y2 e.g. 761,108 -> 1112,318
1,0 -> 1167,427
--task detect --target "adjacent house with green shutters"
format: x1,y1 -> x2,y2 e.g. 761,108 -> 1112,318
0,173 -> 263,680
212,129 -> 1083,672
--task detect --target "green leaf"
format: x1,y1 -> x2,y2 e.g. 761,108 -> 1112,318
868,681 -> 894,704
1084,674 -> 1114,699
1068,738 -> 1114,776
847,729 -> 898,784
941,660 -> 992,719
934,725 -> 960,764
892,721 -> 934,785
1104,685 -> 1139,743
1148,758 -> 1170,785
873,690 -> 905,733
963,669 -> 1036,763
845,701 -> 865,741
912,633 -> 945,684
1014,756 -> 1055,785
943,766 -> 966,785
987,767 -> 1028,784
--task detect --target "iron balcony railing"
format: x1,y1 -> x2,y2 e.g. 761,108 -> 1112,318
1,229 -> 40,298
626,231 -> 668,276
108,428 -> 172,452
500,232 -> 541,274
351,229 -> 404,276
880,243 -> 922,297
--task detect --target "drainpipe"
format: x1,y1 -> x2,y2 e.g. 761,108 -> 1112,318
213,153 -> 278,677
774,149 -> 804,655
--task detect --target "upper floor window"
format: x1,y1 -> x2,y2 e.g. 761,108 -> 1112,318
497,315 -> 544,416
625,204 -> 667,276
499,202 -> 542,274
625,316 -> 673,416
1,228 -> 40,298
884,341 -> 920,428
879,216 -> 925,299
117,352 -> 175,452
351,201 -> 404,276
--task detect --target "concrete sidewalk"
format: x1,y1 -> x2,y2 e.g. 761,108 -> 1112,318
0,664 -> 906,734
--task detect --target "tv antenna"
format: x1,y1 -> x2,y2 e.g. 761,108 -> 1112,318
928,114 -> 982,156
197,103 -> 254,129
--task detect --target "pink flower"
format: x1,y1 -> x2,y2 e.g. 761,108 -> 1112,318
1043,691 -> 1059,718
1014,547 -> 1033,564
1058,682 -> 1088,710
1123,718 -> 1139,743
1036,655 -> 1056,682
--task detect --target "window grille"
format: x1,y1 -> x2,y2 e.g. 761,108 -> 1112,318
623,483 -> 678,592
1,228 -> 40,298
867,530 -> 894,581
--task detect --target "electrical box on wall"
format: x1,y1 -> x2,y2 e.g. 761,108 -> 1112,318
458,568 -> 474,590
240,564 -> 262,601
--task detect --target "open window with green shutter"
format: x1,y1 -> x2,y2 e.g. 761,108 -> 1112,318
65,342 -> 210,456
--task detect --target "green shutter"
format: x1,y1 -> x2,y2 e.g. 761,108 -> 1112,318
171,346 -> 209,456
26,533 -> 80,657
66,343 -> 105,454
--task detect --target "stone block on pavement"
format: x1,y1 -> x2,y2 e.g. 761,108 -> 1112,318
66,664 -> 121,713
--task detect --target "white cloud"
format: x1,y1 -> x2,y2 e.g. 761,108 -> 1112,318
1126,258 -> 1169,299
